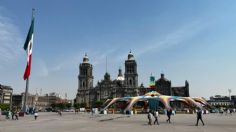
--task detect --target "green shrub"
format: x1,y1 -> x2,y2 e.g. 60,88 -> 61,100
0,103 -> 10,110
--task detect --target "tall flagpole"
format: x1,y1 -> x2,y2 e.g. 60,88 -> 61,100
22,8 -> 35,113
23,79 -> 29,112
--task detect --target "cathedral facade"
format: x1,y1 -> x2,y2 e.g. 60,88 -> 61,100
76,51 -> 145,107
76,51 -> 189,107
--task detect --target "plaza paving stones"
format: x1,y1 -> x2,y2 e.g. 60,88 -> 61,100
0,112 -> 236,132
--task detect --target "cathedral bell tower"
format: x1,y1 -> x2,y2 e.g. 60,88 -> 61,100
124,51 -> 138,88
76,53 -> 93,104
78,53 -> 93,89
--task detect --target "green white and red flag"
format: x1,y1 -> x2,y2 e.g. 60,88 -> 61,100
23,17 -> 34,80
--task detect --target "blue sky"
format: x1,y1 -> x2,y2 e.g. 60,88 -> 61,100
0,0 -> 235,99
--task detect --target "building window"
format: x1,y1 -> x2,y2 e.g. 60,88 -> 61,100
83,82 -> 85,87
4,100 -> 10,103
4,96 -> 10,99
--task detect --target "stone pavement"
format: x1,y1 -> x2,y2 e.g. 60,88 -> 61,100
0,112 -> 235,132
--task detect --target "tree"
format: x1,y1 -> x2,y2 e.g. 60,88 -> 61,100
0,103 -> 10,110
80,103 -> 86,108
74,103 -> 80,109
65,103 -> 71,109
94,101 -> 104,108
57,103 -> 66,110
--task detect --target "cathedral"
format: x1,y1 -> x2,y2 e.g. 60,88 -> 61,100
76,51 -> 189,107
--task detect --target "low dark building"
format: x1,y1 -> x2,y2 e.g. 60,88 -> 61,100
172,81 -> 189,97
207,95 -> 233,107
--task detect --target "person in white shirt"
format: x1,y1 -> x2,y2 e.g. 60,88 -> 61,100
34,111 -> 38,120
153,111 -> 159,125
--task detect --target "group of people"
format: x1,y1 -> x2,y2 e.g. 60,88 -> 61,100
147,108 -> 205,126
4,110 -> 19,120
147,110 -> 160,125
220,108 -> 236,115
147,109 -> 173,125
1,109 -> 39,120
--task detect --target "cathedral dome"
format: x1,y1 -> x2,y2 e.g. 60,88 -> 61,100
117,76 -> 124,81
127,51 -> 135,60
83,53 -> 89,63
104,72 -> 111,80
117,68 -> 124,81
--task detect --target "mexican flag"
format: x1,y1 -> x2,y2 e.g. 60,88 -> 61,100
23,17 -> 34,80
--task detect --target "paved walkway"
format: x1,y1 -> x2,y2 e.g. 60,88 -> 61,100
0,112 -> 236,132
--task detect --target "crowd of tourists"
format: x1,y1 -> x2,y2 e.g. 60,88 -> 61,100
147,108 -> 206,126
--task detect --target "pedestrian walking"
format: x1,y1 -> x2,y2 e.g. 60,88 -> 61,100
153,110 -> 159,125
75,109 -> 78,114
227,109 -> 230,115
195,109 -> 204,126
166,109 -> 172,123
58,110 -> 62,116
6,110 -> 11,119
34,111 -> 38,120
147,110 -> 153,125
15,111 -> 19,120
11,110 -> 15,120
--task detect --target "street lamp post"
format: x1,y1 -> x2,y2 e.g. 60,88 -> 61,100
228,89 -> 232,100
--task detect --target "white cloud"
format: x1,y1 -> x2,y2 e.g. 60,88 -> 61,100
108,20 -> 203,62
92,48 -> 116,66
38,60 -> 49,77
0,13 -> 23,68
49,48 -> 117,73
32,58 -> 49,77
134,20 -> 206,58
50,53 -> 84,72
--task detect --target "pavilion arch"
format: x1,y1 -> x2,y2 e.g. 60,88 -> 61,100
103,97 -> 131,110
102,91 -> 211,113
